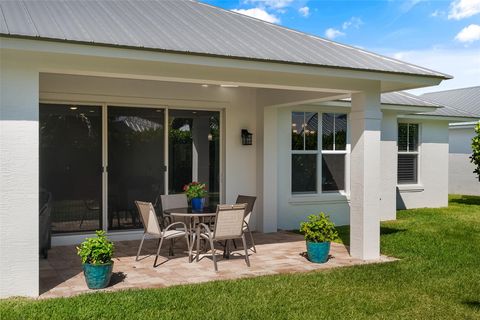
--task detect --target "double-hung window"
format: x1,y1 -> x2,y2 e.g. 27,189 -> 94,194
291,112 -> 347,194
397,123 -> 419,184
321,113 -> 347,192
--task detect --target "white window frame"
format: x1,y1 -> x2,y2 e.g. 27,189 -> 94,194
397,122 -> 421,185
290,111 -> 349,197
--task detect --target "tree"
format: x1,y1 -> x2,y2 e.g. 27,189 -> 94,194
471,121 -> 480,180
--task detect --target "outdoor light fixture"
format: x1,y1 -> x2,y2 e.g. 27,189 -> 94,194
69,106 -> 78,110
241,129 -> 253,145
201,84 -> 209,87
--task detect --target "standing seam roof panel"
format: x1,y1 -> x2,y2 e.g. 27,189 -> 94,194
0,0 -> 450,78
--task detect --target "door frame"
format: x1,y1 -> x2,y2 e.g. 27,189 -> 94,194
40,100 -> 225,243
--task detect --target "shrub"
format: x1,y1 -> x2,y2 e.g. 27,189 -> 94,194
471,121 -> 480,180
300,213 -> 339,243
77,230 -> 114,265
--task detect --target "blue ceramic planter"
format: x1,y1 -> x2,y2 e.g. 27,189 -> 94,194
83,262 -> 113,289
306,241 -> 331,263
191,197 -> 204,212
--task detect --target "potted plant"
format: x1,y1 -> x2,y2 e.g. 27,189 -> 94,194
183,181 -> 207,211
300,213 -> 338,263
77,230 -> 115,289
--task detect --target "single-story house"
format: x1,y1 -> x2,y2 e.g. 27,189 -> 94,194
0,0 -> 475,298
420,87 -> 480,196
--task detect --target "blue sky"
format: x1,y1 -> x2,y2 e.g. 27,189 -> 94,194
203,0 -> 480,93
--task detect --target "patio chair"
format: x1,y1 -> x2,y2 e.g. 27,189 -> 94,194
196,204 -> 249,272
159,194 -> 189,255
135,201 -> 190,267
236,195 -> 257,253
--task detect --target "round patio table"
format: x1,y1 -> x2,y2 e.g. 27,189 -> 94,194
163,206 -> 217,262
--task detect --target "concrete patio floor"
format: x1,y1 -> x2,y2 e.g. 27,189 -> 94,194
40,231 -> 394,299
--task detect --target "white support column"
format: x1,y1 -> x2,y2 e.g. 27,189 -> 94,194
0,60 -> 39,297
380,110 -> 398,221
350,86 -> 382,260
262,106 -> 278,233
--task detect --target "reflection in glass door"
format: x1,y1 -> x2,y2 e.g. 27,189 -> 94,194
168,110 -> 220,206
107,107 -> 165,230
39,104 -> 103,233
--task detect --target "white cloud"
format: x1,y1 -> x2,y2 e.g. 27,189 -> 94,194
455,24 -> 480,42
448,0 -> 480,20
342,17 -> 363,30
245,0 -> 295,9
325,28 -> 345,39
231,8 -> 280,23
299,6 -> 310,17
386,48 -> 480,94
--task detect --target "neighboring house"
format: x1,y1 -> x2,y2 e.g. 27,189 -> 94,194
420,87 -> 480,196
0,0 -> 471,298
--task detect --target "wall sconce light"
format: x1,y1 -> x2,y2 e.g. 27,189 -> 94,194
241,129 -> 253,145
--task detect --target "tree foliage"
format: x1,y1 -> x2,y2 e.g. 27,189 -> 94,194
471,121 -> 480,180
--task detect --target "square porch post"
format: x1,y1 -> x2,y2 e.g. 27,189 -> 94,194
0,60 -> 39,297
349,87 -> 382,260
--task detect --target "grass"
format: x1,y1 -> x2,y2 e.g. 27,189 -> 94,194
1,195 -> 480,319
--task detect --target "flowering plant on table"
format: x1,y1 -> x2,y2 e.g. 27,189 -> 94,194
183,182 -> 207,200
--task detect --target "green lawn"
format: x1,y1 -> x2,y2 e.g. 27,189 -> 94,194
1,195 -> 479,319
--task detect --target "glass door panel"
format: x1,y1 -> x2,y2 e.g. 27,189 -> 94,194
107,107 -> 165,230
39,104 -> 103,233
168,110 -> 220,206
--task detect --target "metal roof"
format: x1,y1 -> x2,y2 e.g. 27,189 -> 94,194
421,86 -> 480,117
0,0 -> 450,79
340,91 -> 441,108
380,91 -> 441,107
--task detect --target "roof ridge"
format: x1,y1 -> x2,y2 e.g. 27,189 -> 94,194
195,0 -> 450,79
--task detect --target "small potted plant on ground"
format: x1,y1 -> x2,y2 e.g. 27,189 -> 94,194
183,181 -> 207,211
77,230 -> 115,289
300,213 -> 338,263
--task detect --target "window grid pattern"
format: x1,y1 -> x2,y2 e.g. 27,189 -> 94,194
291,112 -> 347,194
397,123 -> 419,184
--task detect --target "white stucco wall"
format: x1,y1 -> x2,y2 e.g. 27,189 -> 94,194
0,58 -> 40,298
397,119 -> 449,209
448,126 -> 480,196
380,111 -> 398,220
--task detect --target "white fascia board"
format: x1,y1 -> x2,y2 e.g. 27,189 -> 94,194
399,114 -> 479,122
449,121 -> 479,128
0,37 -> 447,92
314,100 -> 438,114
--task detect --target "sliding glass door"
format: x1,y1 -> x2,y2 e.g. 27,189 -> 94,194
40,104 -> 220,234
168,110 -> 220,206
39,104 -> 103,233
107,107 -> 165,230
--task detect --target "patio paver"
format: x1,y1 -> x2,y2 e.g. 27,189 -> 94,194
40,231 -> 394,299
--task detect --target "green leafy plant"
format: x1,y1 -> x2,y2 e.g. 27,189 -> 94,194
77,230 -> 114,265
183,182 -> 207,199
300,213 -> 339,243
471,121 -> 480,180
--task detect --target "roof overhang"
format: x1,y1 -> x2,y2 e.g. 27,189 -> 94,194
0,36 -> 447,94
399,114 -> 480,122
313,100 -> 439,114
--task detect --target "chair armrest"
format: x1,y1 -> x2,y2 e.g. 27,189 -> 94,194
164,221 -> 188,232
197,223 -> 212,237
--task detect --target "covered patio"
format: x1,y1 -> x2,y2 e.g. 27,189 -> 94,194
0,0 -> 449,299
40,231 -> 393,299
